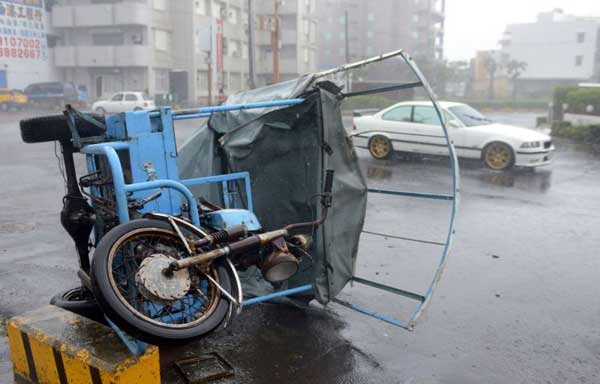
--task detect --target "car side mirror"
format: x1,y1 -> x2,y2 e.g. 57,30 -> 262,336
447,120 -> 462,128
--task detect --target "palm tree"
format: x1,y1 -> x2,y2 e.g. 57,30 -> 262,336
505,60 -> 528,100
483,53 -> 498,100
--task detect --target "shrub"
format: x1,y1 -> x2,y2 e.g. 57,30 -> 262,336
553,86 -> 600,119
552,121 -> 600,144
564,88 -> 600,115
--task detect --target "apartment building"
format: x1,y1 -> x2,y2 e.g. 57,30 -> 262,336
51,0 -> 171,100
317,0 -> 445,83
173,0 -> 252,104
499,9 -> 600,97
47,0 -> 316,105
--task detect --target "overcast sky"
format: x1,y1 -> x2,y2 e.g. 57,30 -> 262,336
444,0 -> 600,61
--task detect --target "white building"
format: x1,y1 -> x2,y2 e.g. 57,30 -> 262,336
48,0 -> 317,105
254,0 -> 318,85
500,9 -> 600,97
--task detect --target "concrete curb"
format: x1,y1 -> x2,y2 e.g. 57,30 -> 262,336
7,305 -> 159,384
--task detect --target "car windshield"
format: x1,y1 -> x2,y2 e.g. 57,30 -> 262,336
448,105 -> 493,127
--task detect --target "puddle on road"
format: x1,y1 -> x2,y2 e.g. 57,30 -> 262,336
160,303 -> 386,384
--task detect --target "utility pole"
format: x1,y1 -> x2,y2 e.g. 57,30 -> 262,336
344,9 -> 350,91
205,24 -> 213,106
247,0 -> 256,89
272,0 -> 280,84
207,53 -> 212,106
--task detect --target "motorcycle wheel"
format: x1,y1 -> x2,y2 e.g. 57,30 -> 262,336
91,218 -> 231,343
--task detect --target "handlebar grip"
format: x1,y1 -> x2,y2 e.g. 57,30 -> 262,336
324,169 -> 335,194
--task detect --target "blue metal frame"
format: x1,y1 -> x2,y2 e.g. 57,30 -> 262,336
79,98 -> 302,225
79,98 -> 311,348
241,284 -> 314,307
331,50 -> 460,331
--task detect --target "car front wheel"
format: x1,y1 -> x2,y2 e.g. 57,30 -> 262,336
368,135 -> 393,160
483,142 -> 514,171
95,107 -> 106,115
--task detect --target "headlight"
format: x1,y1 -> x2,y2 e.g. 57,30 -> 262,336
520,141 -> 541,148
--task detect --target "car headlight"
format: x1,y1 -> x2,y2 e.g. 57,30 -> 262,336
520,141 -> 541,149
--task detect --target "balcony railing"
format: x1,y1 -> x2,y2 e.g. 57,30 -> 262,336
54,45 -> 150,67
52,3 -> 150,28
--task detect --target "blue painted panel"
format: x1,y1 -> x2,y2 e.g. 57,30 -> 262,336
124,109 -> 182,216
204,209 -> 262,231
0,71 -> 6,88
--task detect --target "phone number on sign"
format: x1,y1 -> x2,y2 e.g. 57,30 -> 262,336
0,36 -> 42,59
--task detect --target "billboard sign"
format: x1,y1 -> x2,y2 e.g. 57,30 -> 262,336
0,0 -> 48,61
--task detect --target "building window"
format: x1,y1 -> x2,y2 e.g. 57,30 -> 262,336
92,33 -> 124,46
575,55 -> 583,66
324,32 -> 332,41
195,0 -> 207,15
368,13 -> 375,21
228,8 -> 239,24
196,70 -> 208,89
154,29 -> 170,51
153,0 -> 167,11
367,30 -> 374,39
222,38 -> 228,56
230,40 -> 241,57
577,32 -> 585,43
303,47 -> 309,63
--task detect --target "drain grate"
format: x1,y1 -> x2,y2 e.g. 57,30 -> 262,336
174,352 -> 235,383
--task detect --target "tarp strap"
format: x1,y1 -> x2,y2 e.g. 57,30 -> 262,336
342,81 -> 423,98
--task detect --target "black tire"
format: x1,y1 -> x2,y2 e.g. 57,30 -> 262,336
95,107 -> 106,115
50,287 -> 104,323
91,219 -> 231,343
134,107 -> 142,111
368,135 -> 393,160
20,113 -> 105,144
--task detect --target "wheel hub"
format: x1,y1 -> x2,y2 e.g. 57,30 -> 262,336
136,254 -> 191,302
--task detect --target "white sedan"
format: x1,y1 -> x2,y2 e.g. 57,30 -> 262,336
352,101 -> 555,170
92,92 -> 156,115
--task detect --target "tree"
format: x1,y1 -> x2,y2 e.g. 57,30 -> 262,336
444,60 -> 471,97
482,53 -> 498,100
505,59 -> 528,100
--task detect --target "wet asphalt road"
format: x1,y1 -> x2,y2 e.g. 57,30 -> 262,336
1,111 -> 599,383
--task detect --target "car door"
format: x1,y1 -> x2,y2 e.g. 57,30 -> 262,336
376,105 -> 415,153
441,108 -> 476,159
109,93 -> 123,113
123,93 -> 139,111
411,105 -> 448,155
